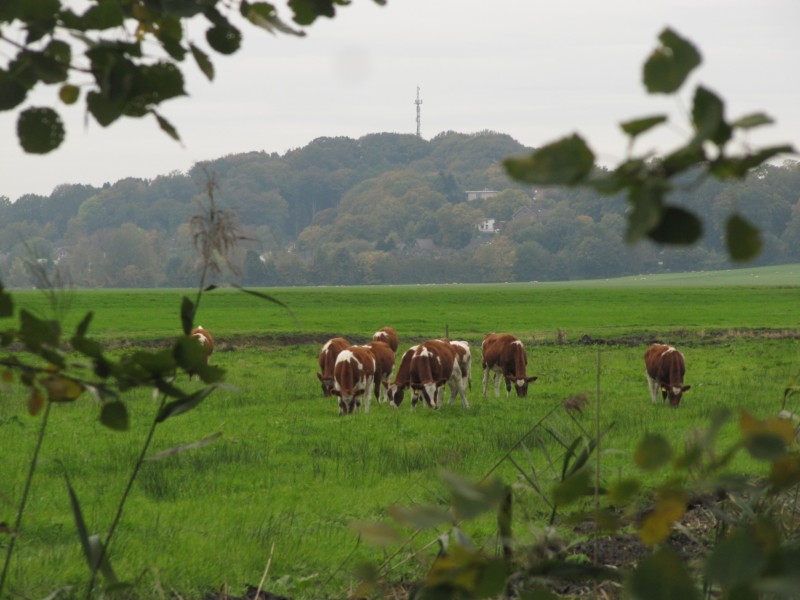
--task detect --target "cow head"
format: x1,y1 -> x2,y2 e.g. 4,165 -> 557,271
662,384 -> 691,408
411,378 -> 447,408
506,375 -> 539,398
317,372 -> 336,397
333,388 -> 363,415
385,381 -> 405,407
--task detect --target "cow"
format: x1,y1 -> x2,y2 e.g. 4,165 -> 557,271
372,326 -> 399,353
188,326 -> 214,379
481,333 -> 538,398
367,340 -> 395,404
409,339 -> 468,409
645,343 -> 691,407
317,337 -> 350,397
385,345 -> 418,408
332,346 -> 376,415
437,339 -> 471,406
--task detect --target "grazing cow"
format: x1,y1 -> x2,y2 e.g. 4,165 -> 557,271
410,339 -> 468,409
372,326 -> 399,353
367,340 -> 395,404
333,346 -> 376,415
438,339 -> 471,406
385,345 -> 418,407
645,343 -> 691,407
317,337 -> 350,396
481,333 -> 538,398
188,326 -> 214,379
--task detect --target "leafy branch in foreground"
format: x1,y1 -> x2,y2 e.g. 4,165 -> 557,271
353,385 -> 800,598
0,0 -> 386,153
504,28 -> 797,262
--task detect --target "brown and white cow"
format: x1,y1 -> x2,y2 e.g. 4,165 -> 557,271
317,337 -> 350,397
188,326 -> 214,379
437,339 -> 471,406
366,340 -> 395,404
372,326 -> 399,353
410,339 -> 468,409
645,343 -> 690,407
332,346 -> 376,415
385,345 -> 418,408
481,333 -> 538,398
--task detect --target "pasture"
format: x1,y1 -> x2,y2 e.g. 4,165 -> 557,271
1,266 -> 799,598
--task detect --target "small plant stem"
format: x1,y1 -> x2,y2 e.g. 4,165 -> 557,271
0,401 -> 53,596
85,395 -> 167,598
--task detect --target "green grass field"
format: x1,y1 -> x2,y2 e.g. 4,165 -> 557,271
1,265 -> 799,598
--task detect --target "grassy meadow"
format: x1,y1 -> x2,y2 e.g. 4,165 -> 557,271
1,264 -> 800,598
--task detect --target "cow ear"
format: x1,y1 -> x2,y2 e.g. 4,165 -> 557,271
331,390 -> 341,397
527,376 -> 538,382
682,385 -> 692,392
316,372 -> 323,382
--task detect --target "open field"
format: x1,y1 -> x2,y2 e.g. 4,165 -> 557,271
1,267 -> 800,598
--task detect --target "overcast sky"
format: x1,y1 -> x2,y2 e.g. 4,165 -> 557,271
1,0 -> 798,201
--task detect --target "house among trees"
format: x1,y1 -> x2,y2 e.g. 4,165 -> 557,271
465,189 -> 498,201
478,218 -> 502,233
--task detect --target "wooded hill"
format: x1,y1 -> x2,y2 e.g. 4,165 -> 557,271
2,131 -> 799,288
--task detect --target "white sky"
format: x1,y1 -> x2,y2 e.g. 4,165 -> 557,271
1,0 -> 798,201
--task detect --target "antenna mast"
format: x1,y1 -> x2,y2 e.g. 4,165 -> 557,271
414,86 -> 422,137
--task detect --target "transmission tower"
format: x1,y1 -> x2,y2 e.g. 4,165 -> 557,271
414,86 -> 422,137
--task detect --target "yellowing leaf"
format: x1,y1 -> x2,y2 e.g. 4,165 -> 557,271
769,454 -> 800,493
639,492 -> 686,546
348,520 -> 401,547
1,369 -> 12,383
28,389 -> 44,415
39,374 -> 83,402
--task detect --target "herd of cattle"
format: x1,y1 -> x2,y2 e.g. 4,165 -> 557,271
187,325 -> 690,415
313,327 -> 690,416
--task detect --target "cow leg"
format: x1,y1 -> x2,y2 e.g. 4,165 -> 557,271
646,374 -> 659,404
363,376 -> 374,413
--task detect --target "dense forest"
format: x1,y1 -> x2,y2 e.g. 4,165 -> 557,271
1,130 -> 799,288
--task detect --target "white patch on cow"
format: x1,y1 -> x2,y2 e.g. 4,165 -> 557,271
516,378 -> 526,388
672,386 -> 681,396
418,347 -> 432,357
512,340 -> 523,348
337,349 -> 355,363
662,347 -> 677,355
322,339 -> 333,352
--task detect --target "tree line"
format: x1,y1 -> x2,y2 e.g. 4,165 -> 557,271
1,130 -> 798,288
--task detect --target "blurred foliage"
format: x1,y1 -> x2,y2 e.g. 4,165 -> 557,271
504,28 -> 796,262
0,0 -> 385,152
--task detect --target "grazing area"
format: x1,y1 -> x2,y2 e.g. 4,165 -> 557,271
1,265 -> 799,598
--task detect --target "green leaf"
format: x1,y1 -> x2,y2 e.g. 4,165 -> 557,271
621,115 -> 668,138
59,83 -> 80,104
87,89 -> 124,127
705,530 -> 767,587
0,69 -> 29,110
153,110 -> 181,141
634,433 -> 672,471
388,505 -> 453,529
711,145 -> 795,179
348,520 -> 402,546
181,296 -> 194,335
646,206 -> 703,245
64,470 -> 118,584
625,546 -> 700,600
206,21 -> 242,55
625,182 -> 666,243
82,0 -> 125,29
769,454 -> 800,493
288,0 -> 337,25
100,401 -> 129,431
726,214 -> 762,262
189,43 -> 215,81
643,28 -> 701,94
732,112 -> 774,130
552,468 -> 592,506
0,282 -> 13,318
440,470 -> 507,521
745,432 -> 788,461
692,86 -> 731,146
156,385 -> 217,422
244,2 -> 304,35
503,134 -> 595,186
19,309 -> 60,352
17,106 -> 65,153
608,479 -> 641,505
74,311 -> 93,338
146,432 -> 223,461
